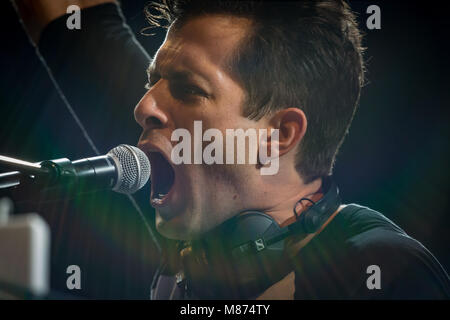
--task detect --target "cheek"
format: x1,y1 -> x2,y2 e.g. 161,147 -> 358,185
201,161 -> 250,201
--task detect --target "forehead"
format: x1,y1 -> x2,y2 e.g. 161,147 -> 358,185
153,14 -> 252,78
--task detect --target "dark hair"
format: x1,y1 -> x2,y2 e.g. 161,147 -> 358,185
145,0 -> 365,183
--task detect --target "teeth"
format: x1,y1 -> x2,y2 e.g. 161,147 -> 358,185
152,198 -> 164,205
152,193 -> 167,200
148,151 -> 175,206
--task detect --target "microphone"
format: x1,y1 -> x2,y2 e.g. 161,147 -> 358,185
0,145 -> 151,195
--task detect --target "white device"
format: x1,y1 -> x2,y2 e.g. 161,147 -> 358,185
0,198 -> 50,299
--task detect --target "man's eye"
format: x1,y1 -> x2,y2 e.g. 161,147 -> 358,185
170,82 -> 208,101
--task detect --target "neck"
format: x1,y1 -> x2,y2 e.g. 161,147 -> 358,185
260,174 -> 323,226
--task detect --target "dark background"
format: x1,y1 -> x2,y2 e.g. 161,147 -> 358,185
0,0 -> 449,298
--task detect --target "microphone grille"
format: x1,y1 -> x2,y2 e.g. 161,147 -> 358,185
107,144 -> 151,194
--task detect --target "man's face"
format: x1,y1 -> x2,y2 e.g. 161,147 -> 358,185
135,15 -> 269,240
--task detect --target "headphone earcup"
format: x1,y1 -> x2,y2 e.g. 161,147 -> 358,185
185,211 -> 293,298
227,212 -> 293,293
182,177 -> 341,299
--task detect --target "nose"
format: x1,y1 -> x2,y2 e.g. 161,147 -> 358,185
134,89 -> 169,130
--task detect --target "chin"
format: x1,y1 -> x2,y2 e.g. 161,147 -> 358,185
155,210 -> 198,240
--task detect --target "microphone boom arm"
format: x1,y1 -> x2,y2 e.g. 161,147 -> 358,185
0,155 -> 49,176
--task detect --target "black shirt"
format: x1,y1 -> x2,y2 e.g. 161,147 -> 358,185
292,204 -> 449,299
151,204 -> 449,299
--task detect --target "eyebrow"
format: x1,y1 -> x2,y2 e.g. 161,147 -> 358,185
146,57 -> 213,87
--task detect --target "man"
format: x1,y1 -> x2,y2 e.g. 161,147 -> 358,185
134,0 -> 449,299
16,0 -> 450,299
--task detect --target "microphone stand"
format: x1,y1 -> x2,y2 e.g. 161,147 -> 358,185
0,154 -> 77,207
0,154 -> 111,207
0,155 -> 49,189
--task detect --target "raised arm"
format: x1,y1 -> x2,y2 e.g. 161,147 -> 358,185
15,0 -> 116,44
14,0 -> 151,150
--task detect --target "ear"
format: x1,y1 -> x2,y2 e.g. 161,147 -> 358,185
268,108 -> 307,158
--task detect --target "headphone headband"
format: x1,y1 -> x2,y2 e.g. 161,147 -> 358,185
230,176 -> 340,258
177,176 -> 342,299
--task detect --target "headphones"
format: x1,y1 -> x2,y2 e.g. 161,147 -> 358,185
170,176 -> 341,299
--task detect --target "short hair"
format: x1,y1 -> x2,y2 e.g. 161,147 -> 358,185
145,0 -> 365,183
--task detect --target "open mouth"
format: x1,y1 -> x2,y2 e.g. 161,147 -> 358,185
148,151 -> 176,205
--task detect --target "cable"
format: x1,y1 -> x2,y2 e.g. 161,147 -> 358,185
10,0 -> 161,253
293,197 -> 316,220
